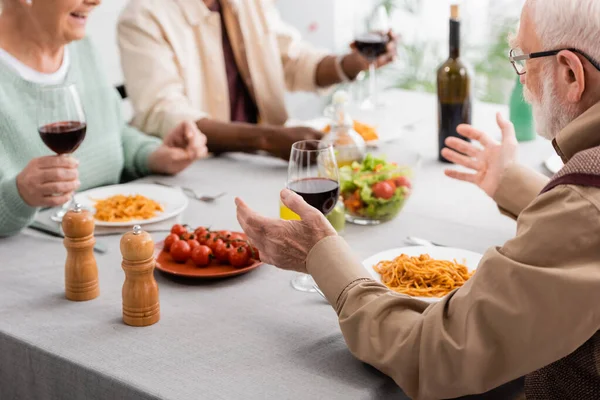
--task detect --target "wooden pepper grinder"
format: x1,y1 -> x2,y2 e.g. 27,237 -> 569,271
120,225 -> 160,327
62,203 -> 100,301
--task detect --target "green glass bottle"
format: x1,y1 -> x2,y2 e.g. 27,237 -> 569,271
437,4 -> 472,163
509,77 -> 536,141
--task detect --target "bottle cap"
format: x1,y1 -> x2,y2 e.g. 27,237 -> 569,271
451,4 -> 460,20
332,90 -> 349,105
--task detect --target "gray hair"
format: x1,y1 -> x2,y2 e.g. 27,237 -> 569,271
527,0 -> 600,61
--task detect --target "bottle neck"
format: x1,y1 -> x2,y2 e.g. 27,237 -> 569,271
449,19 -> 460,59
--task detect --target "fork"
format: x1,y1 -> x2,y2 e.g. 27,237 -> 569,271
153,181 -> 226,203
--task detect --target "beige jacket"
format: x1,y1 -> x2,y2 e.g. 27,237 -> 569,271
308,102 -> 600,399
118,0 -> 328,137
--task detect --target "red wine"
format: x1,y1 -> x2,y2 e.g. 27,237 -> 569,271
355,33 -> 389,62
288,178 -> 340,215
39,121 -> 87,154
438,103 -> 471,159
436,5 -> 472,163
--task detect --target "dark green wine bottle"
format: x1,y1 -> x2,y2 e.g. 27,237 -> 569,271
437,4 -> 472,163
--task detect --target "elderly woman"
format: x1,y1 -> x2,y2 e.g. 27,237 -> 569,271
0,0 -> 207,237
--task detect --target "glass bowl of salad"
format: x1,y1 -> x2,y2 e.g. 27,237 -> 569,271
340,152 -> 419,225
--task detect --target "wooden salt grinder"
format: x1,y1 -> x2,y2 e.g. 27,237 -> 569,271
121,225 -> 160,327
62,203 -> 100,301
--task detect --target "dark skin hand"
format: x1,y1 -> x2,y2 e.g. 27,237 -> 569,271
196,118 -> 323,161
196,3 -> 395,159
315,30 -> 398,87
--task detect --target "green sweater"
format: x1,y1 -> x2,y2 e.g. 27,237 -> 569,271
0,38 -> 161,236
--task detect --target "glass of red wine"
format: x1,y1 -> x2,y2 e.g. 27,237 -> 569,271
354,5 -> 390,109
37,84 -> 87,222
286,140 -> 340,293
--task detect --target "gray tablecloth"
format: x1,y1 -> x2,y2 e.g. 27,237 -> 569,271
0,90 -> 553,399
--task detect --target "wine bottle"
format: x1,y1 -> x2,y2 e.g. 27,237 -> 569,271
437,4 -> 472,163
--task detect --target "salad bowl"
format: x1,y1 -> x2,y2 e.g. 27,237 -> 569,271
340,151 -> 420,225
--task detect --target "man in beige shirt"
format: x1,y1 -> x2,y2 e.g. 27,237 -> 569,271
118,0 -> 396,160
236,0 -> 600,398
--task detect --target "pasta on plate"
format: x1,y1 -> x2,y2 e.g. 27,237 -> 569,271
93,194 -> 164,222
373,253 -> 474,298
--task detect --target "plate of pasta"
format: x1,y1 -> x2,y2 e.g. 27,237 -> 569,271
74,183 -> 188,227
363,246 -> 482,303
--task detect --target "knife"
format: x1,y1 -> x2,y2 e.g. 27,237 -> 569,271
28,221 -> 108,254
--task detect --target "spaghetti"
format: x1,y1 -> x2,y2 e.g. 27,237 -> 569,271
93,194 -> 164,222
373,254 -> 474,298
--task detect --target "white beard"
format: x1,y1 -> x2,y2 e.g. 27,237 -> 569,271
523,67 -> 579,140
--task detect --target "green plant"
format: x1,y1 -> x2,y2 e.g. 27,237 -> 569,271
377,0 -> 421,16
471,18 -> 518,103
385,41 -> 439,93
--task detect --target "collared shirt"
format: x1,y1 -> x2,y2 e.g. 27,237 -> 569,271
208,0 -> 258,124
118,0 -> 328,137
307,102 -> 600,399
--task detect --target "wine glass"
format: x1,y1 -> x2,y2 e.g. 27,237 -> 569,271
353,5 -> 390,109
284,140 -> 340,292
37,84 -> 87,222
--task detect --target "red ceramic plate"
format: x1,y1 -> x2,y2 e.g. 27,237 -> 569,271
154,235 -> 263,279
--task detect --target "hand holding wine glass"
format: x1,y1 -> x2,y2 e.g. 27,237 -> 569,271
36,84 -> 86,221
283,140 -> 340,292
350,30 -> 398,70
16,156 -> 80,207
353,5 -> 392,109
235,189 -> 337,274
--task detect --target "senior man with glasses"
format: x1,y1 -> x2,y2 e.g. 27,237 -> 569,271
235,0 -> 600,399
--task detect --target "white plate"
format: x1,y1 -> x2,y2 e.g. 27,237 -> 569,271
544,154 -> 563,175
363,246 -> 483,303
75,183 -> 188,227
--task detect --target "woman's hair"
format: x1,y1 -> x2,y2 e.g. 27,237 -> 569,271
527,0 -> 600,62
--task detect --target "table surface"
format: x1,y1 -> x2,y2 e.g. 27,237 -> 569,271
0,90 -> 553,400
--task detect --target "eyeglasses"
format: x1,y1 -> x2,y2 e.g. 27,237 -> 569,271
509,47 -> 600,75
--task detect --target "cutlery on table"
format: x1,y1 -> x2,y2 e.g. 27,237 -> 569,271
313,284 -> 327,300
153,181 -> 226,203
28,221 -> 108,254
405,236 -> 446,247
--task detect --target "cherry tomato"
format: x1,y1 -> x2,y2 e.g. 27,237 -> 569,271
170,240 -> 191,263
191,245 -> 213,267
194,227 -> 208,238
181,232 -> 196,241
218,230 -> 232,240
394,176 -> 412,189
187,239 -> 200,251
198,232 -> 211,245
385,179 -> 397,190
372,181 -> 395,200
229,246 -> 251,268
164,233 -> 179,252
228,233 -> 246,247
214,240 -> 232,263
171,224 -> 188,237
208,237 -> 223,252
